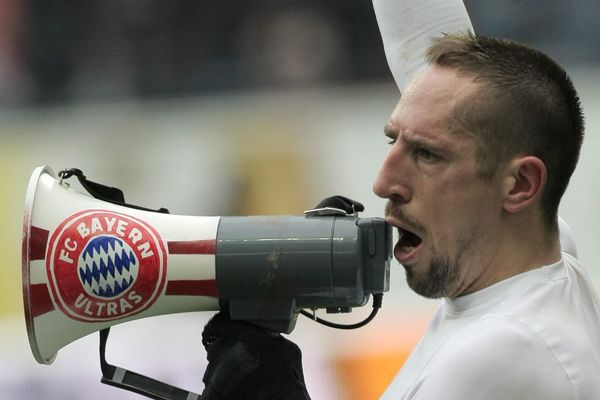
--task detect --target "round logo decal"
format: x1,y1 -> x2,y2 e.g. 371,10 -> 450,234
47,210 -> 167,322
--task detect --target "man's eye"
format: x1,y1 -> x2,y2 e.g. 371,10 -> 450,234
387,139 -> 397,145
415,148 -> 441,162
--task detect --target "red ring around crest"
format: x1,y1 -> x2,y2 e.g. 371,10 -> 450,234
46,210 -> 167,322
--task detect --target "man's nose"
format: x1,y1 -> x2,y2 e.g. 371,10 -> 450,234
372,147 -> 411,202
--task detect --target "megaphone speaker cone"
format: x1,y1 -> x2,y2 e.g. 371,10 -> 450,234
22,166 -> 221,364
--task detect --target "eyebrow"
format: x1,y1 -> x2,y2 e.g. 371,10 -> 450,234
384,123 -> 433,144
385,123 -> 454,155
403,134 -> 440,152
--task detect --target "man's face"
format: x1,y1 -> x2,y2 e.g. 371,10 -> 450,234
373,66 -> 506,299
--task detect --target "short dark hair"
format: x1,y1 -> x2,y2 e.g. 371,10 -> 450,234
426,32 -> 584,230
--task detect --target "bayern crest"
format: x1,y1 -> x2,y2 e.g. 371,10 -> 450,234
47,210 -> 167,322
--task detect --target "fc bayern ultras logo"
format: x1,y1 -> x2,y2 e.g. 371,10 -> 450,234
47,210 -> 167,322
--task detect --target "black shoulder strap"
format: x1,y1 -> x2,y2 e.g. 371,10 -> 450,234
58,168 -> 169,214
100,328 -> 201,400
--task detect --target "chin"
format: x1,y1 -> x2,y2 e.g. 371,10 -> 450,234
405,257 -> 460,299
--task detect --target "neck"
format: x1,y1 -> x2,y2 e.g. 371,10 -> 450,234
456,212 -> 561,298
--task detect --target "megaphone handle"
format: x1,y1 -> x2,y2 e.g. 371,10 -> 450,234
99,328 -> 201,400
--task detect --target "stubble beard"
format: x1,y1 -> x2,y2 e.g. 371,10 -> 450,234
385,200 -> 477,299
405,233 -> 474,299
405,252 -> 460,299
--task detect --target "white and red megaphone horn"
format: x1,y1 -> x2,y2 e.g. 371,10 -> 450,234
22,166 -> 224,364
22,166 -> 392,367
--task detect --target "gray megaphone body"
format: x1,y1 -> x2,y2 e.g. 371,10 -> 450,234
23,166 -> 392,366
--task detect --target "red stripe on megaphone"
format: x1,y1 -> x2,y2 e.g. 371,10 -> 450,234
165,280 -> 218,297
167,239 -> 216,254
30,226 -> 49,260
30,283 -> 55,317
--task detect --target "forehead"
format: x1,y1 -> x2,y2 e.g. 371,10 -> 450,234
389,66 -> 480,141
403,66 -> 479,107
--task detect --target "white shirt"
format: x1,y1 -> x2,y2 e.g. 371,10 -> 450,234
382,254 -> 600,399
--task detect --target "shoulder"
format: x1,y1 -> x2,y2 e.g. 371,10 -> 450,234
559,216 -> 578,258
417,315 -> 576,399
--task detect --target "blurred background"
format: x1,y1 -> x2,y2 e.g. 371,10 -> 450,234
1,1 -> 599,399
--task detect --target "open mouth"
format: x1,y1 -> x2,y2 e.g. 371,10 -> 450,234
395,227 -> 423,263
398,227 -> 422,250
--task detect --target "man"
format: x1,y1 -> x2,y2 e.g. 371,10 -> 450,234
199,32 -> 598,400
375,31 -> 600,399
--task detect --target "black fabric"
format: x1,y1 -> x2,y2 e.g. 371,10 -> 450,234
200,312 -> 311,400
315,195 -> 364,214
58,168 -> 126,203
58,167 -> 169,214
79,176 -> 127,204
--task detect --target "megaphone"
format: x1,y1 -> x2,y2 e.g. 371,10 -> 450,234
23,166 -> 392,367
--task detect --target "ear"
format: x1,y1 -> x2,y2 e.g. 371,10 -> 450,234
502,156 -> 547,214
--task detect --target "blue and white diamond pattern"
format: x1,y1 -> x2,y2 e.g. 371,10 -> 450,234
78,235 -> 139,298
